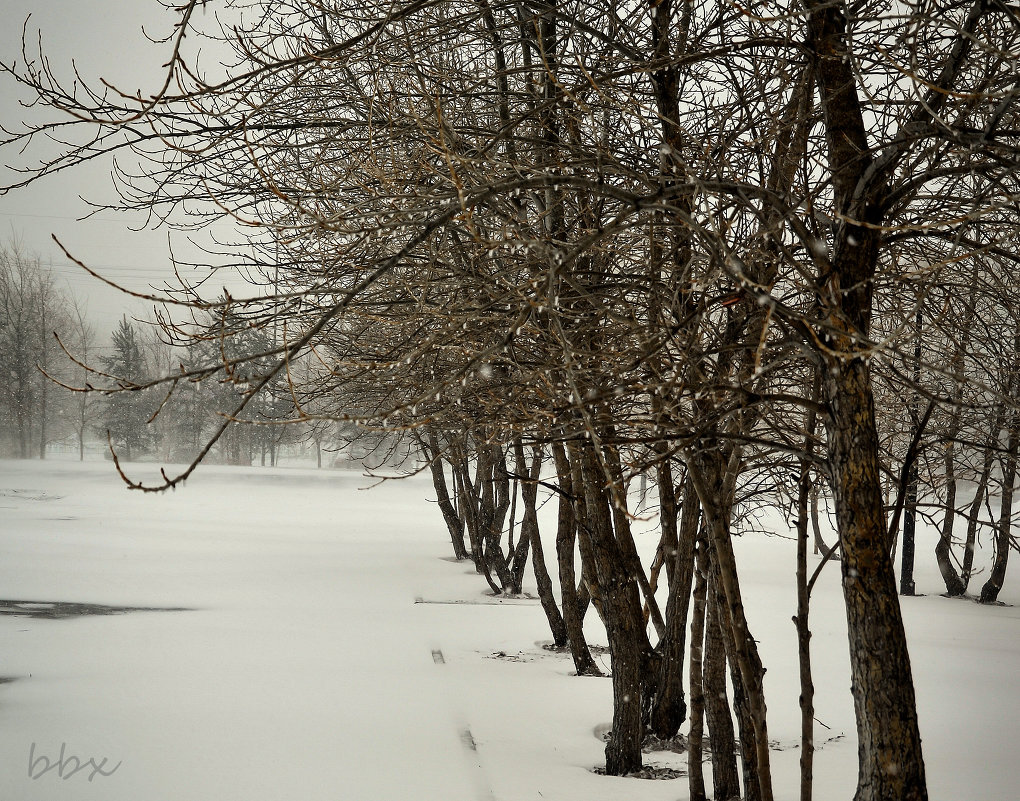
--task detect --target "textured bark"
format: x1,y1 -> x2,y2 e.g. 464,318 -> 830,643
690,451 -> 773,801
468,445 -> 513,592
604,440 -> 666,638
715,567 -> 762,801
806,0 -> 931,793
826,359 -> 927,801
572,439 -> 648,775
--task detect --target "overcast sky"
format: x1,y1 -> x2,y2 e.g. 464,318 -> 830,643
0,1 -> 243,340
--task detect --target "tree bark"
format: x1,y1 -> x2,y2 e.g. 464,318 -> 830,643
806,0 -> 930,793
423,431 -> 469,560
690,450 -> 773,801
704,576 -> 741,801
826,359 -> 927,801
571,439 -> 648,775
514,439 -> 568,644
649,471 -> 698,738
551,440 -> 601,676
687,534 -> 708,801
980,406 -> 1018,604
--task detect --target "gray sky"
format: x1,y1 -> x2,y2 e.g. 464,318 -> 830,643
0,1 -> 245,340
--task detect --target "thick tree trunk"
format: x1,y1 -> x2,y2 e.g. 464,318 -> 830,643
806,0 -> 930,790
826,359 -> 927,801
572,439 -> 648,775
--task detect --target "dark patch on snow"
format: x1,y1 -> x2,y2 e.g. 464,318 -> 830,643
592,764 -> 685,780
0,489 -> 64,502
413,596 -> 538,606
0,600 -> 190,620
487,650 -> 534,663
642,732 -> 689,754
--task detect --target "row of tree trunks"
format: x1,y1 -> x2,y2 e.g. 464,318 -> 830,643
426,428 -> 771,788
689,448 -> 774,801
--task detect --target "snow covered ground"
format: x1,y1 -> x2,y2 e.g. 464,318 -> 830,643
0,458 -> 1016,800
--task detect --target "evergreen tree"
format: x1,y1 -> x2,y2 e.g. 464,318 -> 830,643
100,317 -> 153,461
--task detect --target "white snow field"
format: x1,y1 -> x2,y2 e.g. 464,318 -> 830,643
0,458 -> 1017,801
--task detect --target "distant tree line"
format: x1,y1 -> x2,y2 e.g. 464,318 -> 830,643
0,245 -> 369,466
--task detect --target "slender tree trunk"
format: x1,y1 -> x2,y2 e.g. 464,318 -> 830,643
649,471 -> 698,738
935,436 -> 966,596
980,407 -> 1018,604
963,409 -> 1002,589
551,440 -> 601,675
796,423 -> 816,801
690,450 -> 773,801
935,288 -> 975,596
900,307 -> 923,596
515,439 -> 567,644
423,432 -> 468,560
603,439 -> 666,638
687,535 -> 708,801
704,576 -> 740,801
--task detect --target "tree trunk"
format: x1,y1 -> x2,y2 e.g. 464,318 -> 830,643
572,439 -> 648,775
980,407 -> 1018,604
963,408 -> 1002,589
423,431 -> 468,560
514,439 -> 567,645
690,450 -> 773,801
687,535 -> 708,801
899,307 -> 923,596
649,471 -> 698,738
806,0 -> 930,786
704,578 -> 740,801
934,436 -> 966,596
551,440 -> 601,675
796,427 -> 816,801
826,358 -> 927,801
